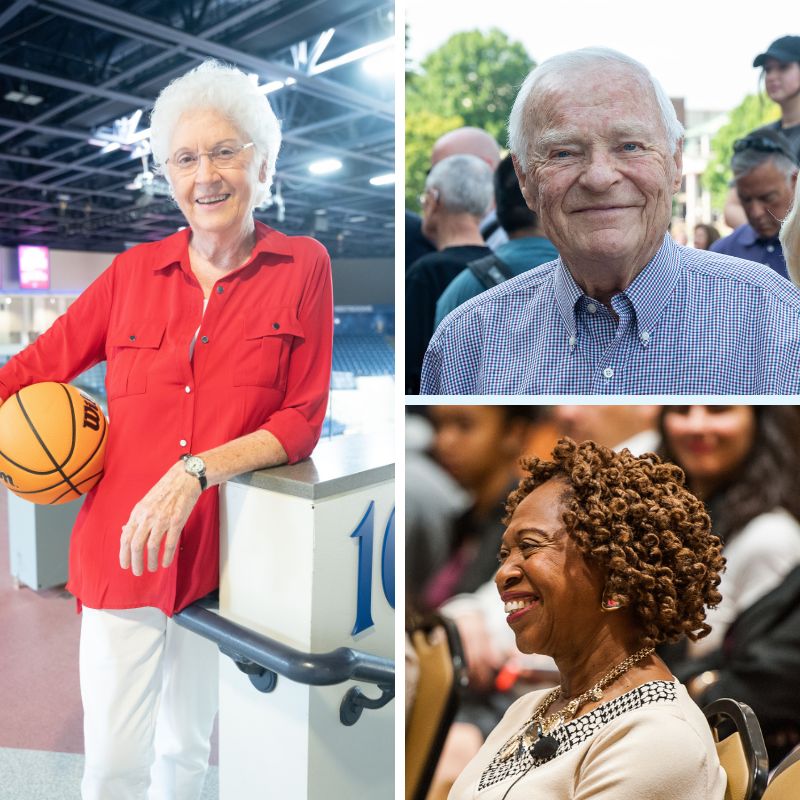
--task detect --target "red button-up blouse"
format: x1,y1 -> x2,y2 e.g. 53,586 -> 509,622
0,222 -> 333,614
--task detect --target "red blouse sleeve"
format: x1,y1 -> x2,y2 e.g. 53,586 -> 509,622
258,241 -> 333,463
0,259 -> 115,400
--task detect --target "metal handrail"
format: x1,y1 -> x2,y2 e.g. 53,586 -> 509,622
174,603 -> 395,726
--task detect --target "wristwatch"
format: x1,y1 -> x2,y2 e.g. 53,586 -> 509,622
181,453 -> 207,491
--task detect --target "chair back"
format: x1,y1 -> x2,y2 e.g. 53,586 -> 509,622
704,698 -> 769,800
763,744 -> 800,800
405,616 -> 466,800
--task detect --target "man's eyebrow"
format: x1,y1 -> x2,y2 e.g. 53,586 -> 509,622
533,123 -> 657,153
533,130 -> 582,153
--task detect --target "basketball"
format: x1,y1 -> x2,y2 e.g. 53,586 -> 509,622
0,382 -> 107,505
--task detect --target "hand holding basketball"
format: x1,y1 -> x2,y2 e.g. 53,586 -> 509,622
119,461 -> 202,576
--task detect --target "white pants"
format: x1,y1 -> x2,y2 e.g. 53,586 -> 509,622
79,606 -> 219,800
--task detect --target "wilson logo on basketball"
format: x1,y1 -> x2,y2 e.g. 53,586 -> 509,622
0,382 -> 108,505
82,398 -> 101,432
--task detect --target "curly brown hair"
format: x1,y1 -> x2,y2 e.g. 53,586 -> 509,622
505,438 -> 725,647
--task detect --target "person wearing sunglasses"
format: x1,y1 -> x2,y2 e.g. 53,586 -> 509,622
710,129 -> 798,279
0,60 -> 333,799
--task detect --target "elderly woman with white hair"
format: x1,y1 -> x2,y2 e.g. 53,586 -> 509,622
0,60 -> 332,798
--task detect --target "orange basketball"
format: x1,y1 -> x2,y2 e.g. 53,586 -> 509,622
0,382 -> 107,504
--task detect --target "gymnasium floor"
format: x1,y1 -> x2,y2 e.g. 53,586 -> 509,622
0,488 -> 219,799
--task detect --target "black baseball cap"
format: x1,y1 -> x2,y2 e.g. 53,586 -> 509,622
753,36 -> 800,67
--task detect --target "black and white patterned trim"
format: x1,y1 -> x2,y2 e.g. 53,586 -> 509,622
478,680 -> 676,791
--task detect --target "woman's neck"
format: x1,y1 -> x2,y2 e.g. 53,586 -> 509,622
553,630 -> 636,699
781,93 -> 800,128
189,222 -> 256,271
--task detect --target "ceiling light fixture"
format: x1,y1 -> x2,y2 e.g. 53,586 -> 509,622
308,158 -> 342,175
4,88 -> 43,105
310,37 -> 393,76
369,173 -> 394,186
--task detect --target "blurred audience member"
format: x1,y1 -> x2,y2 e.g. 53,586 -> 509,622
710,130 -> 798,279
780,171 -> 800,284
552,405 -> 660,452
406,413 -> 470,605
405,155 -> 493,394
754,36 -> 800,159
434,155 -> 558,327
431,127 -> 506,248
724,36 -> 800,228
421,405 -> 536,610
405,209 -> 435,271
659,405 -> 800,760
693,223 -> 721,250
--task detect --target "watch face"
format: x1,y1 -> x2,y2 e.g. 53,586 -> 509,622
184,456 -> 205,476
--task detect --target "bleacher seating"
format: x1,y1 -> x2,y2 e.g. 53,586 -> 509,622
332,335 -> 394,377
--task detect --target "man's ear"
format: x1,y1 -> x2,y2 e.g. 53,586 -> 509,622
671,139 -> 684,194
513,154 -> 539,214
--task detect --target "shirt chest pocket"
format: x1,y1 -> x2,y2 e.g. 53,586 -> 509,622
106,322 -> 166,400
233,308 -> 304,390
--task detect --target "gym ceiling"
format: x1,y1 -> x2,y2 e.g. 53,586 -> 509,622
0,0 -> 395,257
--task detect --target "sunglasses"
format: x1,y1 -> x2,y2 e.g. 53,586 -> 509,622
732,136 -> 796,163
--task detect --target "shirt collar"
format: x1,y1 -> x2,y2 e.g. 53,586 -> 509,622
553,233 -> 683,340
150,219 -> 294,272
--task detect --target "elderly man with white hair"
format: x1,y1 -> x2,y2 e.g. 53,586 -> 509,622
421,47 -> 800,395
406,153 -> 493,393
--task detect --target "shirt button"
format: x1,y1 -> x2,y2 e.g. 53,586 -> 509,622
129,335 -> 136,342
216,285 -> 224,294
603,367 -> 614,379
767,245 -> 775,253
587,303 -> 597,314
272,322 -> 280,330
201,335 -> 209,344
185,385 -> 191,393
640,331 -> 650,343
179,439 -> 187,447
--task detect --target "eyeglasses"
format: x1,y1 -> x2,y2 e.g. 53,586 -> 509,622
166,142 -> 255,172
733,136 -> 796,163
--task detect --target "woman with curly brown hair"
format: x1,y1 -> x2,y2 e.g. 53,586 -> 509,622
448,438 -> 726,800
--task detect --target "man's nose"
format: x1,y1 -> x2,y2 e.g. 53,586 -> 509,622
579,150 -> 621,192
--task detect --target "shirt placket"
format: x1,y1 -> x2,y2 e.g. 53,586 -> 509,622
589,296 -> 635,393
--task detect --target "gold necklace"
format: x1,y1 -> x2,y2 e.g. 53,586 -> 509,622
498,646 -> 655,762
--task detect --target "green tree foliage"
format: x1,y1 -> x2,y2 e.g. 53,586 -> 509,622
405,110 -> 465,209
703,94 -> 781,210
405,28 -> 535,208
408,28 -> 534,140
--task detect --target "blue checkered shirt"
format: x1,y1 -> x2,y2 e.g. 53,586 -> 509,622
420,235 -> 800,395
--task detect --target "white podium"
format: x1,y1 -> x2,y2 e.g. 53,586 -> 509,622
218,433 -> 395,799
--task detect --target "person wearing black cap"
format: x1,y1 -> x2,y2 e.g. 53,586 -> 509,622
723,37 -> 800,229
711,128 -> 798,279
753,36 -> 800,160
